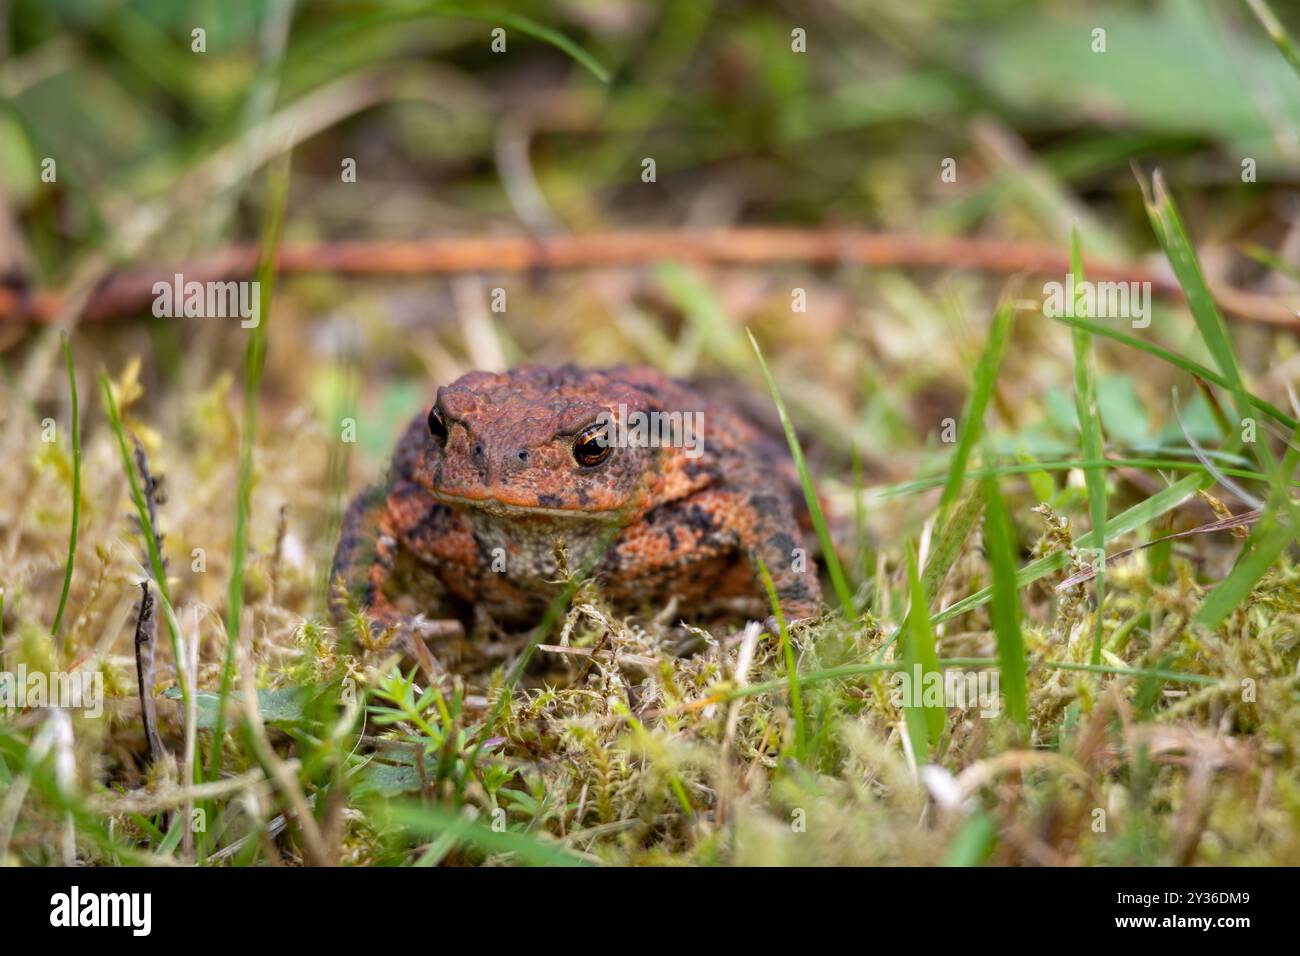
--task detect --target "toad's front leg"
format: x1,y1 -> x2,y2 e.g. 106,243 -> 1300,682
329,482 -> 404,631
329,479 -> 465,671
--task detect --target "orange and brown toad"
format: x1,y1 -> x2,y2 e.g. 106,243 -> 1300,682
330,365 -> 820,650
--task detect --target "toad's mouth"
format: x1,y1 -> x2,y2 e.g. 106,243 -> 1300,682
433,489 -> 626,521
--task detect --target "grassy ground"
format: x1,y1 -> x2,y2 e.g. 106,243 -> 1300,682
3,0 -> 1300,866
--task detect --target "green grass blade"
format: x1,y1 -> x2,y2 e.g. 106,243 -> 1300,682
380,801 -> 590,866
99,373 -> 189,719
658,263 -> 749,368
1068,228 -> 1108,665
879,456 -> 1275,499
1043,661 -> 1219,685
208,158 -> 290,782
1140,168 -> 1299,619
936,472 -> 1210,626
444,6 -> 611,84
747,329 -> 854,612
938,300 -> 1015,517
1140,170 -> 1278,480
982,474 -> 1027,732
1246,0 -> 1300,79
1197,407 -> 1300,628
334,4 -> 611,85
852,439 -> 870,585
923,492 -> 984,607
694,655 -> 1221,707
942,812 -> 998,866
903,543 -> 945,758
50,334 -> 80,641
757,557 -> 806,763
875,469 -> 1211,663
1241,241 -> 1300,285
1044,312 -> 1297,431
1194,518 -> 1292,628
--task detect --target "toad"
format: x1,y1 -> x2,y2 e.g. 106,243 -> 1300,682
329,365 -> 821,655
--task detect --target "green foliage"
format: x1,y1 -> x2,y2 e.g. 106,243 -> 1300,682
49,334 -> 79,640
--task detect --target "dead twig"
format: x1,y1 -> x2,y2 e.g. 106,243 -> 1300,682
130,438 -> 171,767
1,229 -> 1295,326
133,581 -> 166,765
1056,510 -> 1263,589
91,763 -> 290,815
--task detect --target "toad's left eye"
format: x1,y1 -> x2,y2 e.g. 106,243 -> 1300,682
573,423 -> 612,467
427,405 -> 448,445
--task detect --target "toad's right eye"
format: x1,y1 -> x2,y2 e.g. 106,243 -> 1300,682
427,406 -> 448,445
572,422 -> 612,467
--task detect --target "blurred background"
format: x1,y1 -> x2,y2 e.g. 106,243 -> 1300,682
4,0 -> 1300,604
3,0 -> 1300,866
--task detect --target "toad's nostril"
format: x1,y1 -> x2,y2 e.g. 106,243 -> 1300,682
517,449 -> 529,463
473,443 -> 484,457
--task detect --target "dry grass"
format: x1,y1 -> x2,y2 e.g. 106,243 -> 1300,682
3,261 -> 1299,866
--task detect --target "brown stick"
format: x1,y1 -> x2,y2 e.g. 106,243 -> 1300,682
133,580 -> 167,764
130,437 -> 170,767
1,229 -> 1295,327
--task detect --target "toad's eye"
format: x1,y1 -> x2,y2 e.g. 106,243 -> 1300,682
573,423 -> 612,467
427,406 -> 448,445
